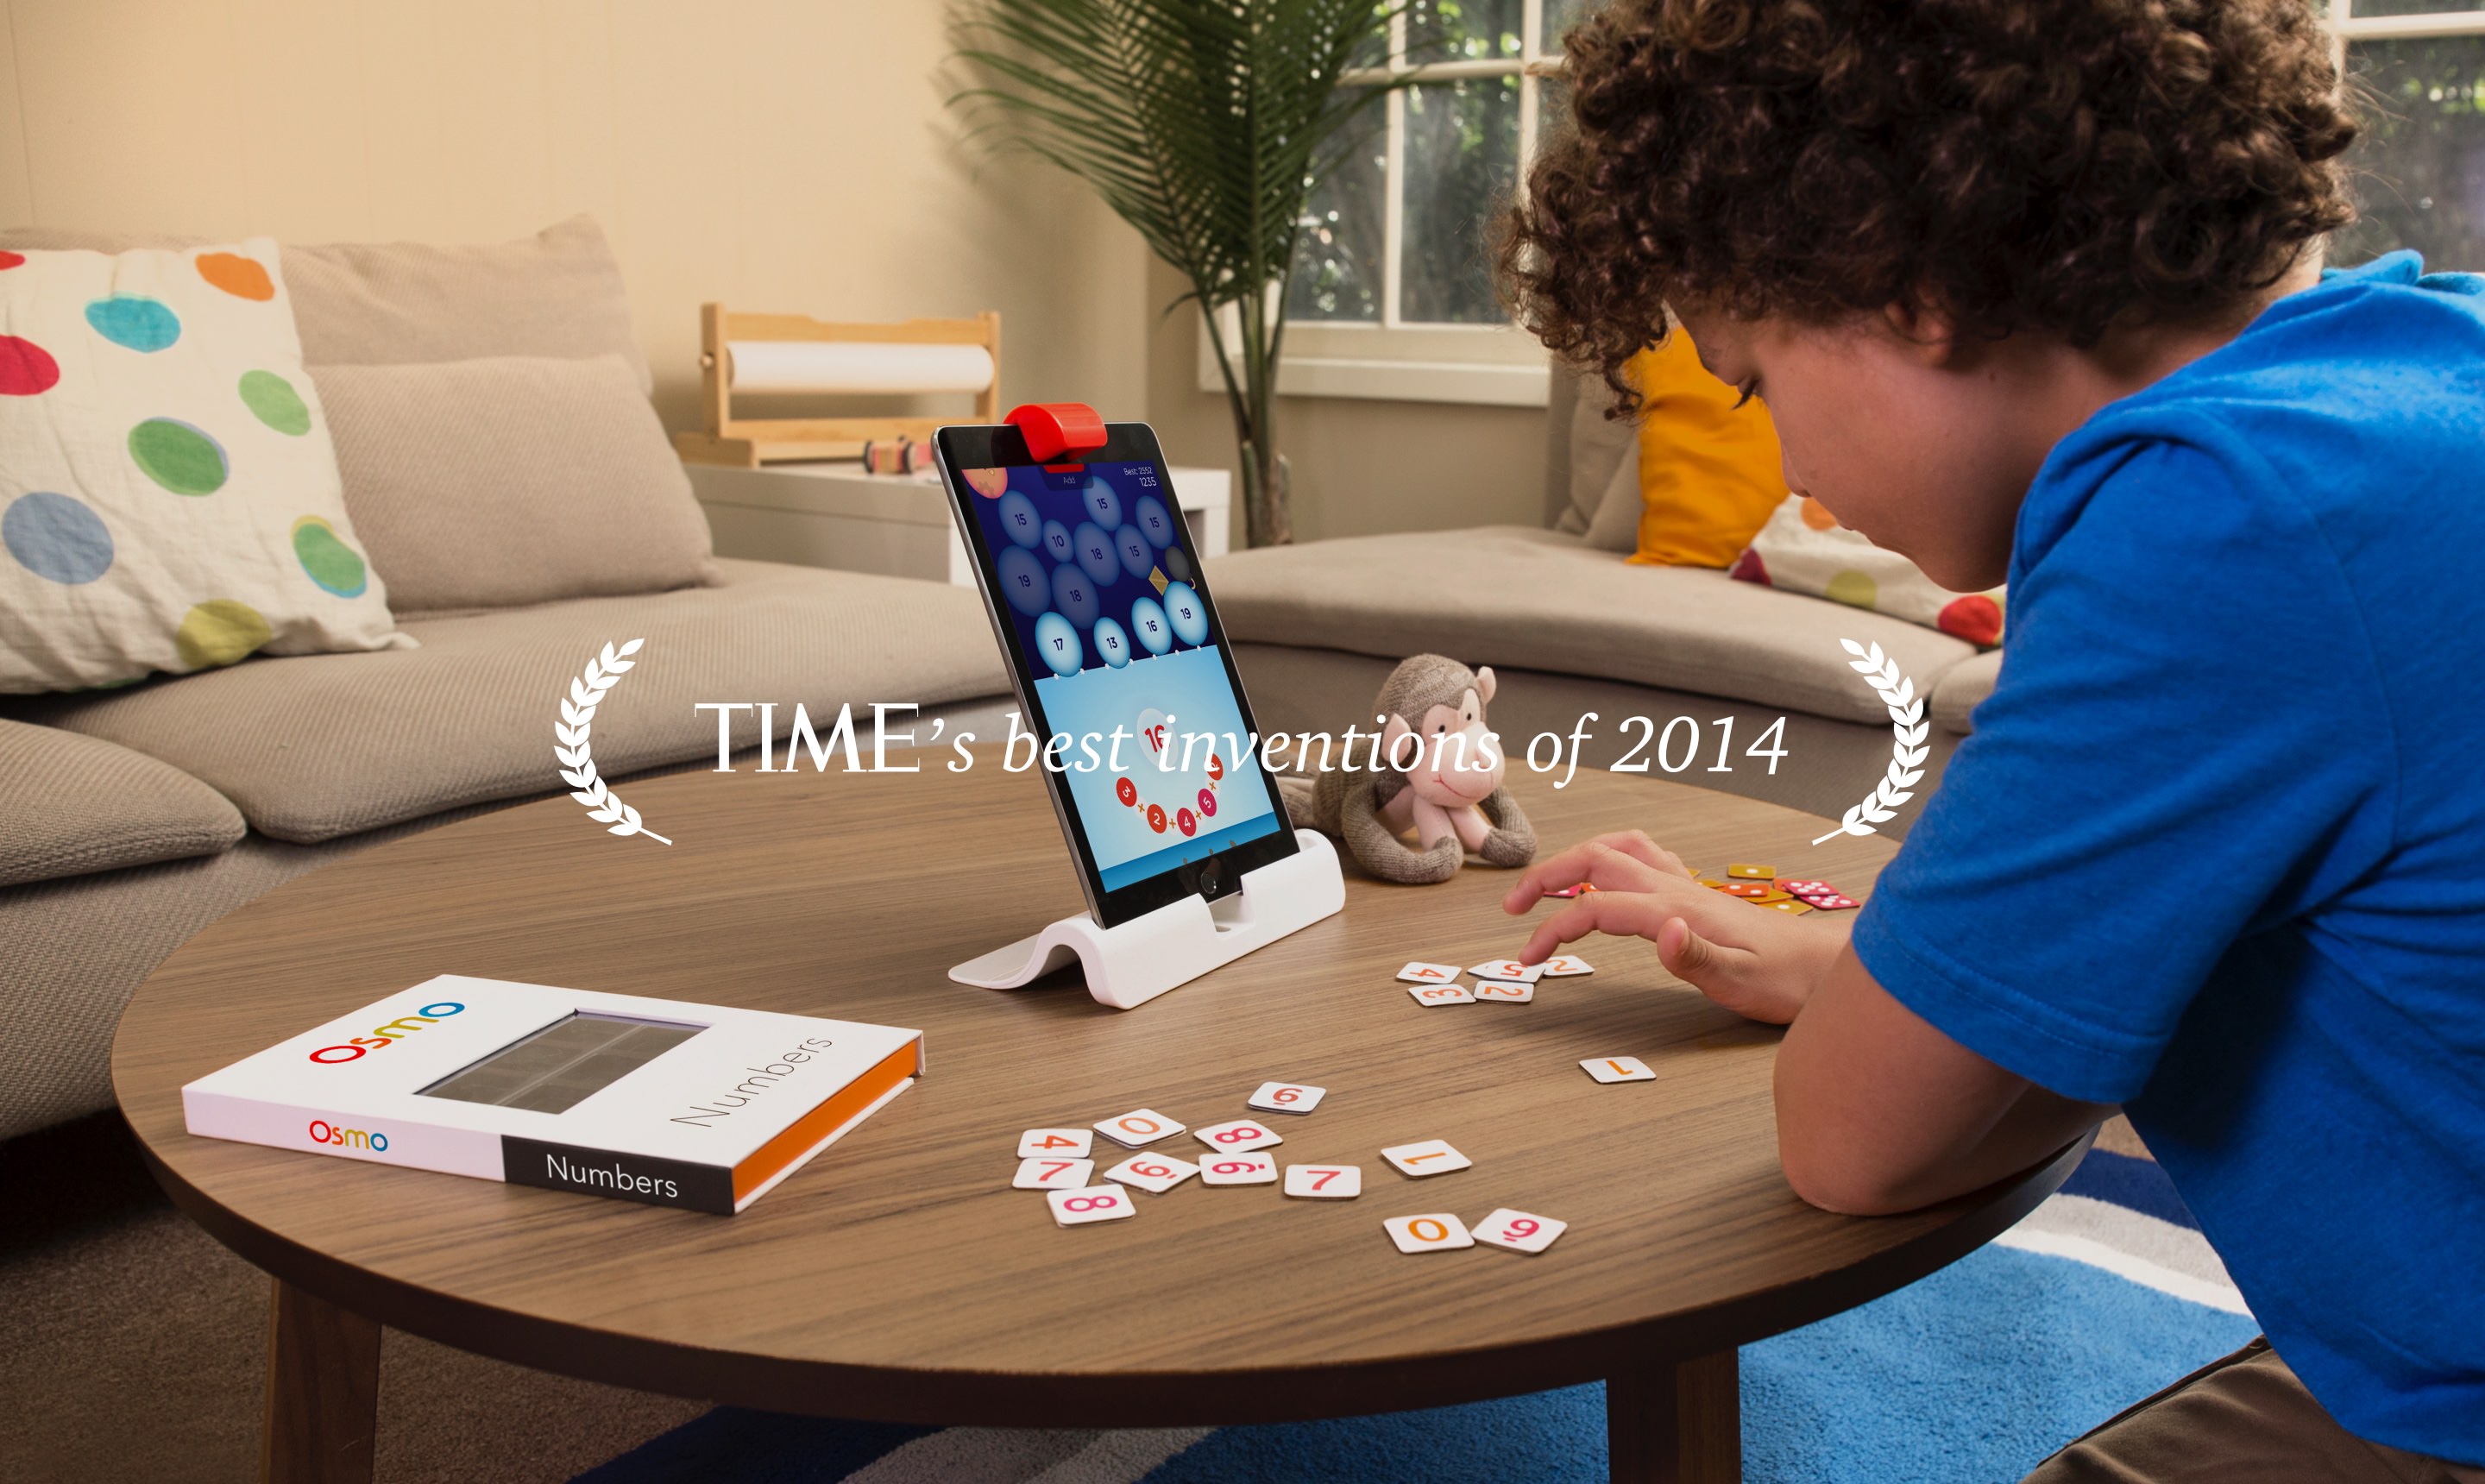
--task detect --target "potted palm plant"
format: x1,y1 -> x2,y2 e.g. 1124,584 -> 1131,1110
948,0 -> 1408,547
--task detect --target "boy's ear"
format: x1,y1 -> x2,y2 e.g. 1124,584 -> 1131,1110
1880,299 -> 1969,368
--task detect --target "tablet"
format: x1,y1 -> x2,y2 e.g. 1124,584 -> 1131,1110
934,421 -> 1297,929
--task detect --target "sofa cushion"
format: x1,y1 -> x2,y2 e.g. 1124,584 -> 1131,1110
319,354 -> 715,612
1931,649 -> 2002,736
0,217 -> 652,393
1207,526 -> 1979,726
6,558 -> 1010,843
0,719 -> 243,886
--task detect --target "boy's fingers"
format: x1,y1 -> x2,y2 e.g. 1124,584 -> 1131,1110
1504,839 -> 1673,913
1517,891 -> 1670,965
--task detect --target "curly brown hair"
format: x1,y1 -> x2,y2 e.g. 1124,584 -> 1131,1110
1500,0 -> 2358,412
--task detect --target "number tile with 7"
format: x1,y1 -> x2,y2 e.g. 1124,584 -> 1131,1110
1012,1157 -> 1093,1191
1282,1164 -> 1362,1199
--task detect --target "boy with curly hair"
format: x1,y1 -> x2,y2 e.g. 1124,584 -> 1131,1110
1496,2 -> 2484,1478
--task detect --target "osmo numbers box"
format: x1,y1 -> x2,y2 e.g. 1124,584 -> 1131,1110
181,975 -> 923,1214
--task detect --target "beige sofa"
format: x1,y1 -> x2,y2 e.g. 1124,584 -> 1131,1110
1215,368 -> 2003,833
0,220 -> 1011,1142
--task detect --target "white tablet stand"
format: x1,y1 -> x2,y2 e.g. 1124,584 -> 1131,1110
950,829 -> 1346,1009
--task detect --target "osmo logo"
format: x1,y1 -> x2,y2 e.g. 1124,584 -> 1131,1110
307,1119 -> 389,1153
307,1001 -> 465,1065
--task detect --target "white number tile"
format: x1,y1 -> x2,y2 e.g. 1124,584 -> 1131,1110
1472,980 -> 1534,1003
1538,955 -> 1595,978
1406,983 -> 1475,1008
1473,1208 -> 1568,1254
1194,1118 -> 1283,1154
1198,1153 -> 1278,1185
1282,1163 -> 1362,1199
1383,1212 -> 1475,1254
1017,1127 -> 1094,1159
1093,1109 -> 1186,1148
1467,959 -> 1544,984
1102,1154 -> 1199,1193
1012,1156 -> 1094,1191
1047,1185 -> 1137,1226
1396,961 -> 1463,984
1580,1056 -> 1656,1085
1247,1080 -> 1327,1115
1380,1139 -> 1471,1178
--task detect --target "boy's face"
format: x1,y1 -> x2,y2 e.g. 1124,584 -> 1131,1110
1670,303 -> 2033,594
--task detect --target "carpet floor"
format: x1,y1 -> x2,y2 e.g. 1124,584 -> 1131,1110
0,1111 -> 2228,1484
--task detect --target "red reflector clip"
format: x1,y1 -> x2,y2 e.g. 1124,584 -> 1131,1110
1006,402 -> 1107,463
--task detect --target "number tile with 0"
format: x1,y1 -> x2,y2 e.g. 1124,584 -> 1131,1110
1383,1212 -> 1475,1254
1093,1109 -> 1185,1148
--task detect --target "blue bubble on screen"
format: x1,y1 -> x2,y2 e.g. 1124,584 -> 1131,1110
1034,612 -> 1082,676
1135,495 -> 1176,550
1073,519 -> 1120,586
1114,523 -> 1153,579
1129,595 -> 1172,655
1161,544 -> 1192,584
1081,475 -> 1123,531
997,491 -> 1043,549
997,546 -> 1051,617
1164,581 -> 1208,646
1041,519 -> 1075,564
1052,561 -> 1104,627
1093,616 -> 1131,668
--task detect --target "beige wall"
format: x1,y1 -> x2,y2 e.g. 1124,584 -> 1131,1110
0,0 -> 1150,434
0,0 -> 1541,545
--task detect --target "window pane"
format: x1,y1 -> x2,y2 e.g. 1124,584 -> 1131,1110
1539,0 -> 1595,53
1401,76 -> 1522,322
1407,0 -> 1522,63
1287,116 -> 1388,321
2334,36 -> 2485,272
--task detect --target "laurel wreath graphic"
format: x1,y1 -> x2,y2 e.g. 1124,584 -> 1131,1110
556,638 -> 671,846
1812,638 -> 1930,845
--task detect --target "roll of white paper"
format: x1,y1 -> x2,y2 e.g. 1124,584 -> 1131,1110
725,340 -> 995,394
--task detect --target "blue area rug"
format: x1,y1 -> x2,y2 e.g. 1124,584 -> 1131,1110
578,1153 -> 2254,1484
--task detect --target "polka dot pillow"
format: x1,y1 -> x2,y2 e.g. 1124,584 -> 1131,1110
1728,494 -> 2005,648
0,241 -> 407,693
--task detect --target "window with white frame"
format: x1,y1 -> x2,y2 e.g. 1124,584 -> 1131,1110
2330,2 -> 2485,271
1230,0 -> 1593,406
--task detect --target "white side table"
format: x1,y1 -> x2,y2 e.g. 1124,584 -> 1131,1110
688,462 -> 1233,587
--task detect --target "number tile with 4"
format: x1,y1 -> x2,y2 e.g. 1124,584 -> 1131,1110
1017,1127 -> 1092,1159
1396,961 -> 1462,984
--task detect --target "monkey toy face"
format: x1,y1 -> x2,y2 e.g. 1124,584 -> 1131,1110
1384,667 -> 1507,810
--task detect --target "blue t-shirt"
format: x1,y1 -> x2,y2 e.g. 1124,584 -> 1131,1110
1851,252 -> 2485,1463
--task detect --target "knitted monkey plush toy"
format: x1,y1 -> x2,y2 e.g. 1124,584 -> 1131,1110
1279,653 -> 1536,884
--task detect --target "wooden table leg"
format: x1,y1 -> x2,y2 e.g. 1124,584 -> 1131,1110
1608,1349 -> 1740,1484
261,1276 -> 381,1484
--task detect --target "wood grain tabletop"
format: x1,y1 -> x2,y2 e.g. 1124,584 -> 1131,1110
111,753 -> 2079,1427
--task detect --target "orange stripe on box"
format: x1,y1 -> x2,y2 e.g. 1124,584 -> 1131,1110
731,1038 -> 920,1204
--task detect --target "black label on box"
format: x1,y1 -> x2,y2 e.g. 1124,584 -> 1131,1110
500,1136 -> 734,1214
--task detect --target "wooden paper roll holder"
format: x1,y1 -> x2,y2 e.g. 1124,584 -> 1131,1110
673,303 -> 1002,468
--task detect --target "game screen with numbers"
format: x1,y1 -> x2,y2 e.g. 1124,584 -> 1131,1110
956,460 -> 1282,892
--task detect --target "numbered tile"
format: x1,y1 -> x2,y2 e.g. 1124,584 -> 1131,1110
1198,1152 -> 1279,1185
1380,1139 -> 1471,1178
1798,890 -> 1859,910
1722,883 -> 1772,899
1746,888 -> 1795,904
1093,1109 -> 1186,1148
1544,882 -> 1597,899
1777,878 -> 1833,896
1468,959 -> 1545,984
1018,1127 -> 1093,1159
1473,979 -> 1535,1004
1103,1153 -> 1199,1194
1383,1212 -> 1475,1254
1283,1164 -> 1362,1199
1537,954 -> 1595,978
1047,1185 -> 1136,1226
1581,1055 -> 1656,1084
1407,982 -> 1475,1007
1765,899 -> 1815,914
1727,862 -> 1777,879
1247,1080 -> 1328,1115
1397,961 -> 1462,984
1012,1156 -> 1094,1191
1473,1208 -> 1569,1254
1195,1118 -> 1283,1154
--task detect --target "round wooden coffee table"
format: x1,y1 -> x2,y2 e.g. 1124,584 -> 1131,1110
112,757 -> 2081,1484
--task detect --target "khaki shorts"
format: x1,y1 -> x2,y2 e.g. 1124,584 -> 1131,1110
2023,1338 -> 2485,1484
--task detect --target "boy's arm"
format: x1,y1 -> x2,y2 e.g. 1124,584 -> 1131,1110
1774,941 -> 2111,1215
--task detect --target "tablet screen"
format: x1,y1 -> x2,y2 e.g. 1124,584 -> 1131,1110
947,434 -> 1290,917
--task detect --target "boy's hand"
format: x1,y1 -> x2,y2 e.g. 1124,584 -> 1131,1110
1502,832 -> 1850,1025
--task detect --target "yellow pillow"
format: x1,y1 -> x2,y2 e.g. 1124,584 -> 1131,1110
1626,331 -> 1790,568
